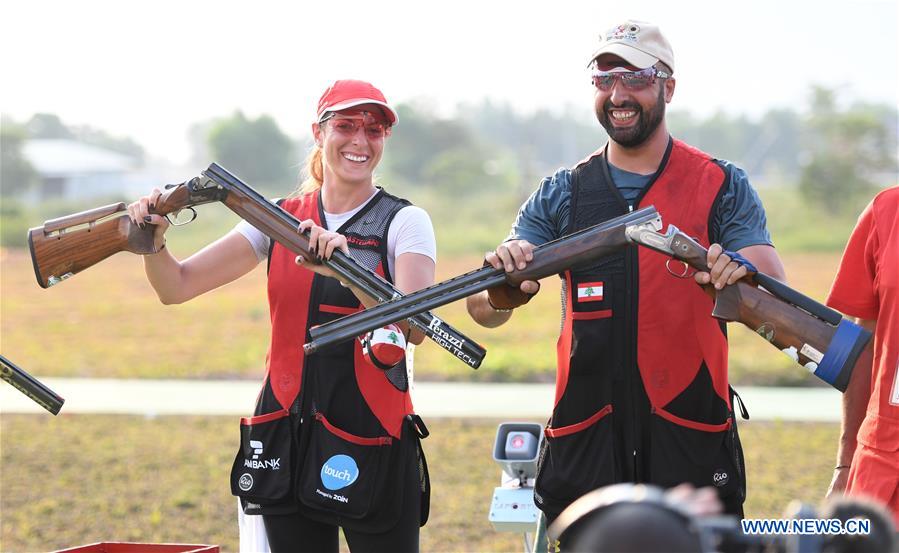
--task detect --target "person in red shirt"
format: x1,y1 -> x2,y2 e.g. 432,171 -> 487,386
826,185 -> 899,528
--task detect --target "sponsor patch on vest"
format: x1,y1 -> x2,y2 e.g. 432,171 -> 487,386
577,282 -> 604,302
346,236 -> 380,248
320,454 -> 359,491
243,439 -> 282,470
713,470 -> 729,487
238,473 -> 254,491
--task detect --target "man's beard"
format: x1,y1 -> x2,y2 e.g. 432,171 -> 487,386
596,86 -> 666,148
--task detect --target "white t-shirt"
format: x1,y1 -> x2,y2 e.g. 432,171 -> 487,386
230,190 -> 436,279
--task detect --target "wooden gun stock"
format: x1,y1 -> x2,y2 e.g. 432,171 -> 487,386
28,185 -> 195,288
628,225 -> 871,391
711,281 -> 867,391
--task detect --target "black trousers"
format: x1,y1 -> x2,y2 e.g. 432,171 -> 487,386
262,449 -> 421,553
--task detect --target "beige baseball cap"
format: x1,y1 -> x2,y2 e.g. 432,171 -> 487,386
589,20 -> 675,73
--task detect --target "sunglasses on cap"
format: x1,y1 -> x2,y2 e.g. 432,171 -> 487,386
590,66 -> 670,91
319,110 -> 392,140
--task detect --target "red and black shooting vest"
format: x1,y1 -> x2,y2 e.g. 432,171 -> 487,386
233,188 -> 426,528
263,188 -> 413,437
535,139 -> 747,519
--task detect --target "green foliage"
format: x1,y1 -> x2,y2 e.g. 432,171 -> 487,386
187,119 -> 214,167
0,199 -> 29,247
22,113 -> 146,163
421,146 -> 500,193
382,103 -> 484,185
757,187 -> 861,253
668,108 -> 806,178
756,109 -> 803,176
0,119 -> 39,196
798,87 -> 897,214
207,111 -> 299,190
75,126 -> 146,163
25,112 -> 75,139
458,100 -> 604,179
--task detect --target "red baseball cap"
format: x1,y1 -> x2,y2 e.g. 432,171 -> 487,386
316,80 -> 398,125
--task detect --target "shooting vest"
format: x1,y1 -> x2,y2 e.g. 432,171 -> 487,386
233,189 -> 428,530
264,188 -> 413,437
535,139 -> 747,519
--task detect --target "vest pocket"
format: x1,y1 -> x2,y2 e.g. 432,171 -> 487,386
230,409 -> 294,505
648,413 -> 744,506
297,411 -> 403,531
535,404 -> 617,515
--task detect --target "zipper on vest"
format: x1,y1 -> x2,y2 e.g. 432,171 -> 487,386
599,152 -> 643,480
625,238 -> 641,480
297,273 -> 325,423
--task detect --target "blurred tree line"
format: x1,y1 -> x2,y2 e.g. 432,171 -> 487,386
1,113 -> 147,197
2,86 -> 896,223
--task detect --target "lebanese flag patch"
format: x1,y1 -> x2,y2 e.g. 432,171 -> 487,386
577,281 -> 604,302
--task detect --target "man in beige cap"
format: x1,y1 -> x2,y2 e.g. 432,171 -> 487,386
468,19 -> 786,535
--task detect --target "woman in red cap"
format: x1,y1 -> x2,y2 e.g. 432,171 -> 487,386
128,80 -> 435,552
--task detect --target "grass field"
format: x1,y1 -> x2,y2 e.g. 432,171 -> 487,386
0,415 -> 840,552
0,246 -> 843,386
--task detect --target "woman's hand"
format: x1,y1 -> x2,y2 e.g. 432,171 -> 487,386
294,220 -> 350,281
126,188 -> 169,250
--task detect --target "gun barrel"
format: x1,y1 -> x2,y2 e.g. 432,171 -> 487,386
0,355 -> 65,415
307,207 -> 661,353
309,264 -> 502,343
307,270 -> 508,354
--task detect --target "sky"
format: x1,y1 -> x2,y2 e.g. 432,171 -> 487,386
3,0 -> 897,164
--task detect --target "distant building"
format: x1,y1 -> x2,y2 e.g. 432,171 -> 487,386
22,139 -> 155,202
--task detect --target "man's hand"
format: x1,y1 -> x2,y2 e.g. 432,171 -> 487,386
827,318 -> 875,501
826,466 -> 850,500
694,244 -> 753,289
468,239 -> 539,327
486,240 -> 535,273
484,240 -> 540,309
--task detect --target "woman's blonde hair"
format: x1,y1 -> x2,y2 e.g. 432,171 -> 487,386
293,144 -> 324,197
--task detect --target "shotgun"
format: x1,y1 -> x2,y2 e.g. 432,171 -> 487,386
0,354 -> 65,415
305,207 -> 664,353
309,216 -> 869,391
28,163 -> 486,368
626,224 -> 871,391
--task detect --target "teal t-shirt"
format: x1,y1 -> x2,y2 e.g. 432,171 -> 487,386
509,160 -> 772,251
